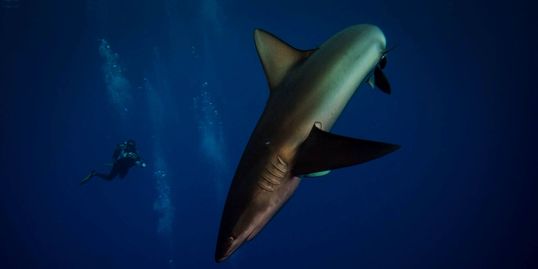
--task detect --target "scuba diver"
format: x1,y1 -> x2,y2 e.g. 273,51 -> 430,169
81,139 -> 146,185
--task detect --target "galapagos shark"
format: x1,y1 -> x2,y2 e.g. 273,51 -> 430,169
215,24 -> 399,262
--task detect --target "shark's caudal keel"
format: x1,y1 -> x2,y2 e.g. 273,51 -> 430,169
215,24 -> 399,262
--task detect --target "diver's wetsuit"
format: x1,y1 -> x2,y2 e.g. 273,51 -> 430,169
81,140 -> 145,184
93,153 -> 138,180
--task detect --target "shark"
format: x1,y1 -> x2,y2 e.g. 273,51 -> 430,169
215,24 -> 399,262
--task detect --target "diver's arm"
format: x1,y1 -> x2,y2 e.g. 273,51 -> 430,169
136,160 -> 147,168
135,153 -> 146,167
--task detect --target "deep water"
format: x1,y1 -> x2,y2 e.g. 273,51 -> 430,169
1,0 -> 536,268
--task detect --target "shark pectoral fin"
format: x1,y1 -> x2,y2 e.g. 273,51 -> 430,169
254,29 -> 316,90
292,126 -> 400,176
374,66 -> 391,94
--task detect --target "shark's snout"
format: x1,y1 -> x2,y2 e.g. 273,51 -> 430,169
215,233 -> 248,262
215,236 -> 232,262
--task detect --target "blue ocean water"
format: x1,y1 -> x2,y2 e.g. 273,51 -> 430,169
1,0 -> 536,268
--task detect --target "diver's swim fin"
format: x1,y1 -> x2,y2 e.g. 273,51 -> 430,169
80,170 -> 96,185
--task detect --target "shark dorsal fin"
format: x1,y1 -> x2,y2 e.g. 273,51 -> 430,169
292,126 -> 400,177
254,29 -> 316,91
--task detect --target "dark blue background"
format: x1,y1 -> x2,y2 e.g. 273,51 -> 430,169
1,0 -> 536,268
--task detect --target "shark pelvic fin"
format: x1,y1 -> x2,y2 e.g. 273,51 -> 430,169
305,170 -> 332,178
292,126 -> 400,176
254,29 -> 316,90
367,74 -> 375,88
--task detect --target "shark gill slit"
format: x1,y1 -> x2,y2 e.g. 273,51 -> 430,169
257,178 -> 274,192
257,155 -> 288,192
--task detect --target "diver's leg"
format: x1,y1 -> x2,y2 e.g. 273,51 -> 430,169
81,164 -> 125,184
92,165 -> 119,181
93,172 -> 114,181
80,170 -> 96,185
80,163 -> 122,184
118,167 -> 129,178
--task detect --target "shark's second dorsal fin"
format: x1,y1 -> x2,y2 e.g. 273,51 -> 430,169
292,126 -> 400,177
254,29 -> 316,91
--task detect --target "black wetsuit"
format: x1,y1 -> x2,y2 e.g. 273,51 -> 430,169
85,141 -> 144,183
93,154 -> 139,180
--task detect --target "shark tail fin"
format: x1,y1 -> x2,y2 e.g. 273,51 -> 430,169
292,126 -> 399,177
373,66 -> 391,94
372,51 -> 394,94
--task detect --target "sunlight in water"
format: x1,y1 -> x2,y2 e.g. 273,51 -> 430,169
193,83 -> 228,195
98,39 -> 132,117
201,0 -> 222,34
145,76 -> 174,236
153,162 -> 174,236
